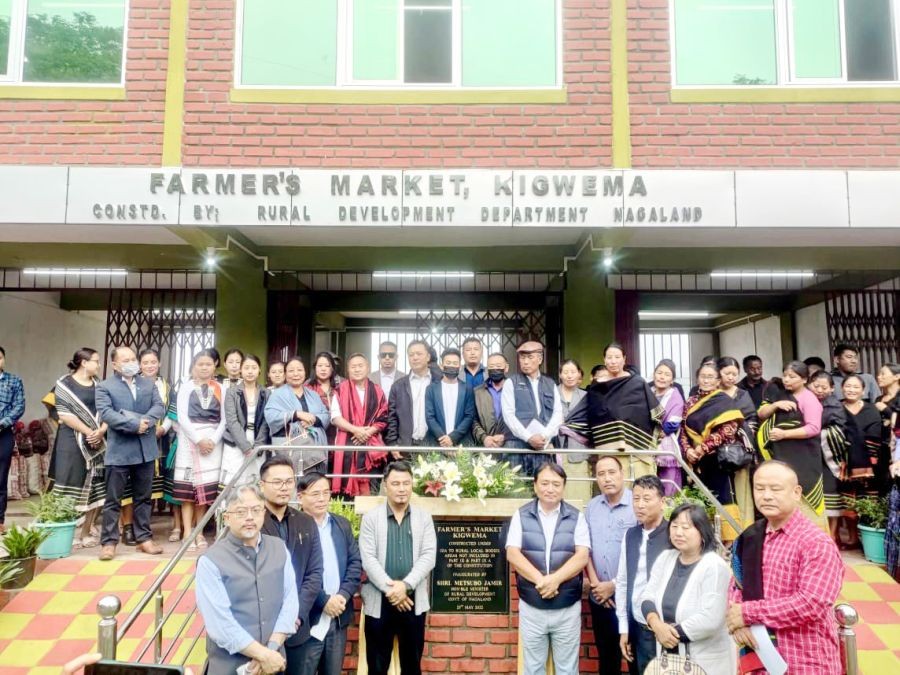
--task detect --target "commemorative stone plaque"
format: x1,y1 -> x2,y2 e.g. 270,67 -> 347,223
431,518 -> 508,614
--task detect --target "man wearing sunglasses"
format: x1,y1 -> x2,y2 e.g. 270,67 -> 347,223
371,341 -> 405,401
259,455 -> 324,675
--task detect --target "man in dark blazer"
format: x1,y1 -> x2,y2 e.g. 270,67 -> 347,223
295,471 -> 362,675
259,455 -> 324,674
424,348 -> 476,447
96,345 -> 165,560
386,340 -> 439,451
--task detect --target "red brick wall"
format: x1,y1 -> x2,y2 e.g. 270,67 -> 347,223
627,0 -> 900,168
0,0 -> 169,165
181,0 -> 612,168
343,575 -> 602,674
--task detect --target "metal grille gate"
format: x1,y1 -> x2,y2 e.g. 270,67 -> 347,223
825,290 -> 900,374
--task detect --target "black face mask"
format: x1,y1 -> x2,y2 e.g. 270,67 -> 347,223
488,369 -> 505,383
442,367 -> 460,380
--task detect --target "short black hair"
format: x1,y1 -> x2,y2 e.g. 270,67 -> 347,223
297,471 -> 328,492
223,348 -> 244,362
595,455 -> 623,470
462,337 -> 482,348
378,340 -> 398,350
668,503 -> 717,553
632,474 -> 664,498
810,370 -> 834,386
0,345 -> 4,357
535,462 -> 567,483
384,460 -> 414,478
833,343 -> 858,358
487,352 -> 508,363
717,356 -> 740,371
260,454 -> 294,480
407,339 -> 430,354
742,354 -> 762,370
138,347 -> 160,361
441,347 -> 462,361
590,364 -> 606,376
803,356 -> 827,370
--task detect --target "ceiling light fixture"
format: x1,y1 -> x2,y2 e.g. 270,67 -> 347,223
23,268 -> 128,276
601,247 -> 614,269
709,271 -> 814,278
639,311 -> 710,319
398,309 -> 473,315
373,271 -> 475,279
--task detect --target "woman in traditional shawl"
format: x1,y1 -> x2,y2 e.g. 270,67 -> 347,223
174,349 -> 226,551
578,342 -> 662,480
49,347 -> 107,548
307,351 -> 340,445
329,353 -> 389,498
758,361 -> 825,526
884,398 -> 900,582
264,356 -> 330,476
651,359 -> 684,496
808,371 -> 852,546
680,362 -> 747,540
876,363 -> 900,494
556,359 -> 590,501
718,356 -> 759,525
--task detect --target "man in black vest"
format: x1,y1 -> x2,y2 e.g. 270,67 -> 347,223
614,475 -> 671,675
259,455 -> 324,675
506,462 -> 590,675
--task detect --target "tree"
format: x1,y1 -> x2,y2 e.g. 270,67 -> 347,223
24,11 -> 123,83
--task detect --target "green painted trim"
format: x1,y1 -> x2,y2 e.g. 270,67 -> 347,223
0,86 -> 126,100
161,0 -> 189,166
610,0 -> 632,168
671,87 -> 900,103
229,87 -> 567,105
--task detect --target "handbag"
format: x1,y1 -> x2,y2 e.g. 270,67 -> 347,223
644,646 -> 708,675
281,399 -> 326,474
717,442 -> 752,471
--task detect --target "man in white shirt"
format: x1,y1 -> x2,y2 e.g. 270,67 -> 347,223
501,341 -> 563,476
506,462 -> 590,675
614,475 -> 671,675
424,348 -> 476,448
371,341 -> 405,401
386,340 -> 438,453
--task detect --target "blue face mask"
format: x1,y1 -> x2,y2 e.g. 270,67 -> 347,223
120,361 -> 141,377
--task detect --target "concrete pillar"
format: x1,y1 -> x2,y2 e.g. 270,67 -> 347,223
563,251 -> 616,383
215,252 -> 267,362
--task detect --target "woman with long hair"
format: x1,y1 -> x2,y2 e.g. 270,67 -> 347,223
556,358 -> 590,500
222,354 -> 271,487
266,360 -> 285,390
49,348 -> 107,548
307,351 -> 340,445
173,349 -> 226,550
651,359 -> 685,496
876,363 -> 900,493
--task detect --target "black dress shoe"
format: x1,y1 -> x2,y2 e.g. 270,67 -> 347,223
122,524 -> 137,546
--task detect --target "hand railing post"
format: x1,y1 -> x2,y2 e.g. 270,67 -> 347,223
97,595 -> 122,660
835,603 -> 859,675
154,589 -> 164,663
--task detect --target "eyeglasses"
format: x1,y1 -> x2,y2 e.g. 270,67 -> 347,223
262,478 -> 295,489
304,490 -> 331,499
227,506 -> 266,518
379,352 -> 397,359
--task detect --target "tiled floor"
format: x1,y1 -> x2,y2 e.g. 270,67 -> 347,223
0,552 -> 897,673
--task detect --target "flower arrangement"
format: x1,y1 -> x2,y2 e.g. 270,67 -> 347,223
412,450 -> 525,504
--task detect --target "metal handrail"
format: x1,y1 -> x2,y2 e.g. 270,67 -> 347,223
114,444 -> 741,655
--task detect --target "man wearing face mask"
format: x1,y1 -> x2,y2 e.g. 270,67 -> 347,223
473,352 -> 511,449
424,348 -> 476,448
96,345 -> 166,560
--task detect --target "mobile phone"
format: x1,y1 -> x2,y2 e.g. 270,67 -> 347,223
85,661 -> 185,675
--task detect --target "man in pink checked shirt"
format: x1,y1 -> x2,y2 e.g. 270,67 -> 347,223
726,460 -> 844,675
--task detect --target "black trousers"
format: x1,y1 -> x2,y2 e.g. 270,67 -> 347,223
590,600 -> 625,675
364,597 -> 426,675
0,427 -> 14,523
627,617 -> 658,675
101,460 -> 155,545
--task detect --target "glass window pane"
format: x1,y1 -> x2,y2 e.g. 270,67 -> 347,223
23,0 -> 126,83
404,4 -> 451,83
673,0 -> 776,85
792,0 -> 841,78
845,0 -> 897,81
462,0 -> 556,87
0,0 -> 11,75
353,0 -> 399,81
241,0 -> 337,86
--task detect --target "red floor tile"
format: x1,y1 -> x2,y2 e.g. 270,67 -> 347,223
3,590 -> 56,613
868,583 -> 900,602
18,613 -> 77,639
853,623 -> 888,650
37,639 -> 99,666
852,600 -> 900,625
117,561 -> 161,576
842,566 -> 862,582
65,574 -> 112,591
45,559 -> 89,574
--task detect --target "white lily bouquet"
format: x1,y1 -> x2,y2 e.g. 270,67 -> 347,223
412,450 -> 525,504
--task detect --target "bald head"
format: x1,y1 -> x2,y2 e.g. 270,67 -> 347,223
755,460 -> 799,487
753,460 -> 803,527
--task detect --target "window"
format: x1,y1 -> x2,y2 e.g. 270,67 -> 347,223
639,333 -> 692,392
236,0 -> 561,89
671,0 -> 900,86
0,0 -> 127,85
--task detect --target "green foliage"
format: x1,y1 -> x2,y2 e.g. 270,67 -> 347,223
24,12 -> 123,83
0,17 -> 9,74
1,524 -> 50,559
328,498 -> 361,538
733,74 -> 768,85
666,485 -> 716,522
847,496 -> 889,530
0,560 -> 23,587
27,491 -> 79,523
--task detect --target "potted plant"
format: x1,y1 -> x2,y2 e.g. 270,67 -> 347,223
28,491 -> 80,559
848,496 -> 889,564
0,525 -> 50,588
411,450 -> 526,504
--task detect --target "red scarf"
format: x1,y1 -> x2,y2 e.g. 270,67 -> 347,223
332,379 -> 388,495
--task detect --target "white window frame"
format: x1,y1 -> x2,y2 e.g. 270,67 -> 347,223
0,0 -> 129,86
669,0 -> 900,88
234,0 -> 563,91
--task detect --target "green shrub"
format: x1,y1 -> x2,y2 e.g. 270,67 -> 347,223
27,491 -> 79,523
1,525 -> 50,558
847,496 -> 889,530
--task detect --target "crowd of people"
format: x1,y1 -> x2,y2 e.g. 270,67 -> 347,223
1,337 -> 899,674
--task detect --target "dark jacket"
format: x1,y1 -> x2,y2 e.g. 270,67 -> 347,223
308,513 -> 362,631
424,380 -> 476,445
516,499 -> 583,610
95,373 -> 165,466
472,382 -> 510,446
261,506 -> 324,646
386,370 -> 440,446
624,520 -> 671,623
